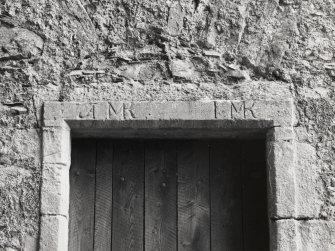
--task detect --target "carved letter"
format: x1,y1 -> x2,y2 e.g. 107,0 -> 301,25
123,102 -> 135,120
109,102 -> 135,120
244,101 -> 256,119
231,102 -> 244,119
79,104 -> 94,119
109,102 -> 123,119
231,101 -> 256,119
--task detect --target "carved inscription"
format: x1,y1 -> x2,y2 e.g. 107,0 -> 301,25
109,102 -> 135,120
231,101 -> 256,119
215,101 -> 257,119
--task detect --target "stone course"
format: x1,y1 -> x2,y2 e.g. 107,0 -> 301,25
43,100 -> 294,126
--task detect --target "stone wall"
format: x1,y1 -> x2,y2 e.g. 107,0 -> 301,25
0,0 -> 334,250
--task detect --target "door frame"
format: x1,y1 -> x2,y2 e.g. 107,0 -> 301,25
39,100 -> 297,251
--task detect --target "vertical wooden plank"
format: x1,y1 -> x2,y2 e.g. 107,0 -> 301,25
241,139 -> 269,251
210,140 -> 244,251
69,139 -> 96,251
94,140 -> 113,251
145,141 -> 177,251
178,140 -> 210,251
112,140 -> 144,251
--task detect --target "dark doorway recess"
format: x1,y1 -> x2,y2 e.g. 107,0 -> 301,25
69,139 -> 269,251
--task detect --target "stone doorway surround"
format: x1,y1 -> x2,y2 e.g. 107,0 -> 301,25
39,100 -> 296,251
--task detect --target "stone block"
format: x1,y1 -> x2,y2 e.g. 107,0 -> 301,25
270,219 -> 298,251
39,215 -> 68,251
267,140 -> 296,218
298,220 -> 335,251
40,164 -> 69,216
170,59 -> 200,80
295,143 -> 321,218
43,102 -> 62,126
216,100 -> 294,126
267,127 -> 294,142
42,127 -> 71,166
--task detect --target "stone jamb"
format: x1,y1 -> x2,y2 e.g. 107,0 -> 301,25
39,100 -> 296,251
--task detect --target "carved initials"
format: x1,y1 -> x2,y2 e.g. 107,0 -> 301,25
109,102 -> 135,120
231,101 -> 256,119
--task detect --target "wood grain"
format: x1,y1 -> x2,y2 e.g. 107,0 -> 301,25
145,141 -> 177,251
94,140 -> 113,251
177,140 -> 210,251
210,140 -> 244,251
112,140 -> 144,251
69,139 -> 96,251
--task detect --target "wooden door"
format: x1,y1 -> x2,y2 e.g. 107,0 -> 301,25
69,139 -> 269,251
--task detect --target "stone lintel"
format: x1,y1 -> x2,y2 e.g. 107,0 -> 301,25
43,100 -> 294,127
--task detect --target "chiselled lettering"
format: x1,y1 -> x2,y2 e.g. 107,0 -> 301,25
231,101 -> 256,119
231,102 -> 244,119
78,104 -> 94,119
109,102 -> 135,120
123,102 -> 135,119
109,102 -> 123,119
244,101 -> 256,119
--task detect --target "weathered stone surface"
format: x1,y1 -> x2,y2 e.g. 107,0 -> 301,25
129,101 -> 215,120
298,220 -> 335,251
267,140 -> 296,218
42,127 -> 71,166
267,127 -> 294,142
170,59 -> 200,81
295,142 -> 321,218
40,164 -> 69,216
0,27 -> 44,60
270,220 -> 298,251
43,100 -> 294,126
39,215 -> 68,251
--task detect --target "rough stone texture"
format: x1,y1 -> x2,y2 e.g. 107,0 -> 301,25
39,215 -> 68,251
270,219 -> 298,251
43,100 -> 293,124
295,141 -> 322,218
267,139 -> 296,218
42,127 -> 71,166
298,220 -> 335,251
0,0 -> 334,249
40,164 -> 69,216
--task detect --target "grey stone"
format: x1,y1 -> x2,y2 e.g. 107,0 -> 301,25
40,164 -> 69,216
39,215 -> 68,251
129,101 -> 215,120
42,127 -> 71,166
298,220 -> 335,251
267,127 -> 294,142
216,100 -> 294,126
270,220 -> 298,251
295,143 -> 321,218
170,59 -> 200,80
267,140 -> 296,218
